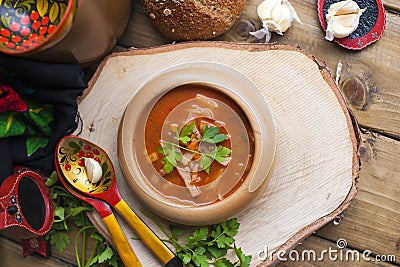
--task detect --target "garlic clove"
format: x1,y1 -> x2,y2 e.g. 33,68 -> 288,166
328,1 -> 360,16
325,0 -> 365,41
257,0 -> 280,20
256,0 -> 302,37
84,158 -> 103,183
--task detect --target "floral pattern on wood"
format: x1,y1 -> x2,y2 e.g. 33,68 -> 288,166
57,139 -> 113,195
0,0 -> 69,52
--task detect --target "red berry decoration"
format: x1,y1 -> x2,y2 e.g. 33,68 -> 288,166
41,16 -> 49,25
11,36 -> 21,43
22,40 -> 30,47
5,42 -> 15,48
30,11 -> 39,20
47,24 -> 56,34
78,159 -> 85,167
29,33 -> 38,40
20,27 -> 30,36
94,157 -> 101,165
93,149 -> 100,155
20,15 -> 30,25
83,145 -> 91,151
10,22 -> 20,32
39,26 -> 47,35
0,28 -> 10,37
65,164 -> 71,171
86,152 -> 94,158
32,21 -> 41,31
77,150 -> 85,158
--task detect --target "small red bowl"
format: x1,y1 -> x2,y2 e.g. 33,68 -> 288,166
317,0 -> 386,50
0,0 -> 77,55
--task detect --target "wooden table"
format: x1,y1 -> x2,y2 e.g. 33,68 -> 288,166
1,0 -> 399,266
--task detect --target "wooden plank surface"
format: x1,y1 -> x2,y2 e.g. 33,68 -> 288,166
0,236 -> 70,267
315,131 -> 400,264
383,0 -> 400,12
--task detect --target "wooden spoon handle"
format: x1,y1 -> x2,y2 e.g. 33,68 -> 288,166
114,200 -> 181,267
102,213 -> 142,267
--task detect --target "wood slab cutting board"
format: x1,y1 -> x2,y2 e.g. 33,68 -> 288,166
76,42 -> 359,266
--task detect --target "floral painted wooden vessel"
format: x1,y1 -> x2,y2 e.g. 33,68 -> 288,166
0,0 -> 77,54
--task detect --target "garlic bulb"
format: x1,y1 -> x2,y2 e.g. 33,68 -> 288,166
84,158 -> 103,183
250,0 -> 302,42
325,0 -> 366,41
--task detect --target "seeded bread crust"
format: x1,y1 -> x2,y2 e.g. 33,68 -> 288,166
142,0 -> 247,40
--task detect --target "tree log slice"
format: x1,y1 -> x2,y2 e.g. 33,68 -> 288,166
78,42 -> 359,266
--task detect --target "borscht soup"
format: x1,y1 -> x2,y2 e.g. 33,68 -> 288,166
135,83 -> 255,205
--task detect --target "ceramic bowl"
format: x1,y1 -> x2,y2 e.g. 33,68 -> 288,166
118,62 -> 276,226
0,0 -> 132,64
0,0 -> 77,55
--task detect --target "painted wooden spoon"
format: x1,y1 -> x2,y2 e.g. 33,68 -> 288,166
55,135 -> 182,267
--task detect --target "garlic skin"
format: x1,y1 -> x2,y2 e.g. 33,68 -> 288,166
325,0 -> 366,41
250,0 -> 302,42
84,158 -> 103,183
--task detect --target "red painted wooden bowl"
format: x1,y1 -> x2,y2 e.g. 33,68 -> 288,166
0,0 -> 77,55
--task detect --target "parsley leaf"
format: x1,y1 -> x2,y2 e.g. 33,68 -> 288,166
140,213 -> 252,267
234,245 -> 252,267
179,122 -> 195,144
98,245 -> 114,263
214,146 -> 231,163
202,126 -> 220,141
199,155 -> 212,174
49,230 -> 70,254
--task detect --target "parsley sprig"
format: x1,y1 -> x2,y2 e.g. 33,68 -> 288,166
142,210 -> 252,267
158,122 -> 231,174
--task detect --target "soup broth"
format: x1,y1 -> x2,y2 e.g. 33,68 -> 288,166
139,84 -> 255,205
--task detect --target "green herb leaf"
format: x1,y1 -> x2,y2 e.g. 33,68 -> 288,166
45,171 -> 59,187
98,246 -> 114,263
182,252 -> 192,264
179,122 -> 195,144
179,136 -> 191,144
211,133 -> 228,144
54,206 -> 65,221
192,253 -> 209,267
234,245 -> 252,267
207,246 -> 228,259
49,230 -> 70,254
169,224 -> 186,238
199,155 -> 212,174
215,258 -> 234,267
186,226 -> 209,246
162,157 -> 174,174
214,146 -> 231,163
202,126 -> 220,141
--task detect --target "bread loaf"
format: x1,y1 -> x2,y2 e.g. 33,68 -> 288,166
142,0 -> 247,40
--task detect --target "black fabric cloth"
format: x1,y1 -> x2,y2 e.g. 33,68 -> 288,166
0,54 -> 86,184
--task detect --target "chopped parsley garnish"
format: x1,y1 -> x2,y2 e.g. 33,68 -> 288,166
157,122 -> 231,174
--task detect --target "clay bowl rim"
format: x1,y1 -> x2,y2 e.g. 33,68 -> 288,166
0,0 -> 77,55
118,62 -> 276,226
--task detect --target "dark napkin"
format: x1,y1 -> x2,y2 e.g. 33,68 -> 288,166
0,55 -> 86,184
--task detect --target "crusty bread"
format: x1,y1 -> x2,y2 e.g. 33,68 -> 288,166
142,0 -> 247,40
